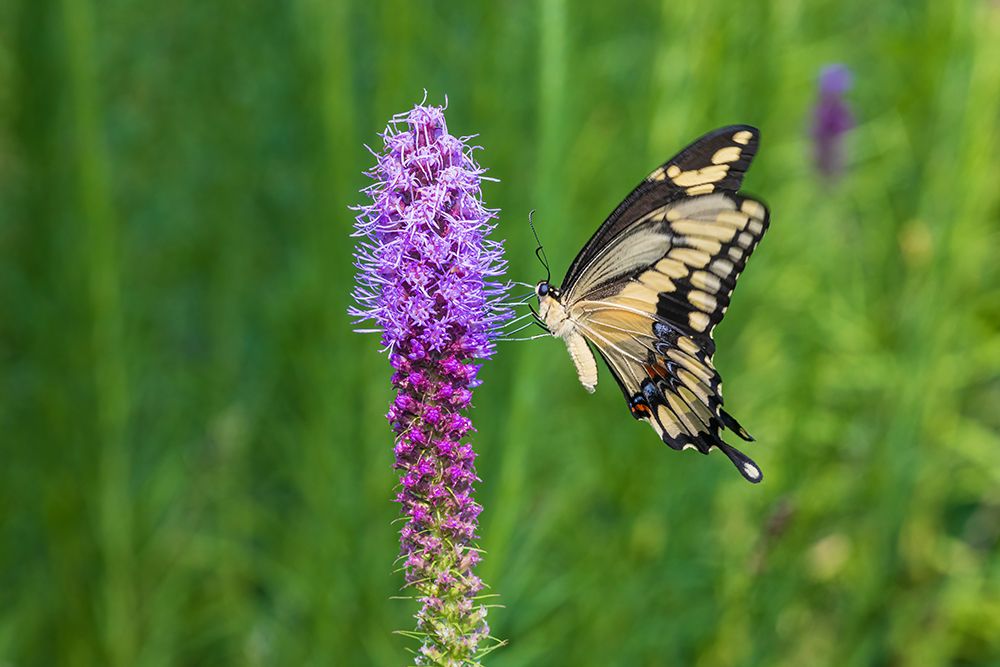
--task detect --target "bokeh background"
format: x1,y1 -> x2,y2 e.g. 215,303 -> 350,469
3,1 -> 1000,665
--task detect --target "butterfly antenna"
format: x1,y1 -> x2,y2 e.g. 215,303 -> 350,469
528,209 -> 551,283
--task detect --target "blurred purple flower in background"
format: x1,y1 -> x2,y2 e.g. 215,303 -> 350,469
350,101 -> 510,664
811,64 -> 855,179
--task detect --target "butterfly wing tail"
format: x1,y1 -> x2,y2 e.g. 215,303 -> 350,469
718,409 -> 761,482
720,408 -> 754,441
717,441 -> 763,483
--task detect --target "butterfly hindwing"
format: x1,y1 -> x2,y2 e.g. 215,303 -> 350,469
591,323 -> 762,483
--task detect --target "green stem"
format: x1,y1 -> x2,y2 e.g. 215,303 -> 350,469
61,0 -> 134,664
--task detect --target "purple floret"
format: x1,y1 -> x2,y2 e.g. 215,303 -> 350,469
811,64 -> 856,179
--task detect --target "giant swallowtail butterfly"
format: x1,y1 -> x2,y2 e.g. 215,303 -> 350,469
534,126 -> 769,482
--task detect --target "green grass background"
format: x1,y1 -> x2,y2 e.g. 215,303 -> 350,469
2,1 -> 1000,665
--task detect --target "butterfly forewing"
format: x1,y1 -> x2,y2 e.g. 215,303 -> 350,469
562,126 -> 760,290
645,125 -> 759,196
567,192 -> 768,343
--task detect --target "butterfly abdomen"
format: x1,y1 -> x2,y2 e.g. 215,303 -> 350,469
539,293 -> 599,393
562,330 -> 598,393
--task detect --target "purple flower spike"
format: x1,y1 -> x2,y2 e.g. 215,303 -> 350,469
350,100 -> 511,664
811,63 -> 856,179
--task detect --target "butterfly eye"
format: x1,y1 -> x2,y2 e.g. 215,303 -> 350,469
536,282 -> 550,297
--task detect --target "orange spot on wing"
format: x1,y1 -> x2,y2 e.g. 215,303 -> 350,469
644,363 -> 670,380
632,403 -> 651,417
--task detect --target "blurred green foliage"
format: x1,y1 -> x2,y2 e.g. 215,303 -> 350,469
2,1 -> 1000,665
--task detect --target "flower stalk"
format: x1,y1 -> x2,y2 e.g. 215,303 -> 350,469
350,101 -> 510,665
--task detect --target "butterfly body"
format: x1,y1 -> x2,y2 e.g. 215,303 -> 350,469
536,284 -> 599,393
534,126 -> 769,483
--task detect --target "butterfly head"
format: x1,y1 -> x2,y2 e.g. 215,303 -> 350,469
535,280 -> 560,301
535,281 -> 569,335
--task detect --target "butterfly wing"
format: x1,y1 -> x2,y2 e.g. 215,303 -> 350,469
562,125 -> 760,290
564,191 -> 769,482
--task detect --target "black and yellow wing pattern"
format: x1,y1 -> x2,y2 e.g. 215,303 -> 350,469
561,126 -> 768,482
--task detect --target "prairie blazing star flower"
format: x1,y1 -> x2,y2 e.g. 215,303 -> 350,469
811,64 -> 855,179
350,101 -> 511,665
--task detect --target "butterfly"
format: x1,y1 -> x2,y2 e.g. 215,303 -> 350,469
533,125 -> 769,483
